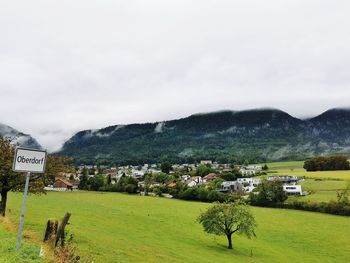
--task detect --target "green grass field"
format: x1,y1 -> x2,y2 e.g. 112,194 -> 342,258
0,223 -> 41,263
2,191 -> 350,263
300,179 -> 348,191
288,191 -> 340,203
259,161 -> 350,181
257,161 -> 350,202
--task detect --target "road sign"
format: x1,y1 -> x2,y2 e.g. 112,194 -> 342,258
13,147 -> 47,173
12,147 -> 47,250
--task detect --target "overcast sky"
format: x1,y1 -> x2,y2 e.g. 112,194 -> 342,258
1,0 -> 350,151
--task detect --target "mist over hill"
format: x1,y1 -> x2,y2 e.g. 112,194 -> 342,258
0,123 -> 42,149
57,108 -> 350,165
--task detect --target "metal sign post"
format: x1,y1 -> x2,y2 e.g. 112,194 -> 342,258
12,147 -> 47,251
17,172 -> 30,250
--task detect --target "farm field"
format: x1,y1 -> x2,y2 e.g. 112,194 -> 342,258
2,191 -> 350,263
257,161 -> 350,202
285,179 -> 348,203
260,161 -> 350,181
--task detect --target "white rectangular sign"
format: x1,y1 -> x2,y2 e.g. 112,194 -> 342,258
13,147 -> 47,173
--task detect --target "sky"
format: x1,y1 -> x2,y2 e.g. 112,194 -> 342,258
1,0 -> 350,151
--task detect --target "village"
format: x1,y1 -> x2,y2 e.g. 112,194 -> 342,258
46,160 -> 304,198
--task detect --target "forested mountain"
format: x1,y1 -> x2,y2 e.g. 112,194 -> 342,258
58,108 -> 350,165
0,123 -> 42,149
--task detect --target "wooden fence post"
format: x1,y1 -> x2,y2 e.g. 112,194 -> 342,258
55,212 -> 71,247
40,219 -> 59,257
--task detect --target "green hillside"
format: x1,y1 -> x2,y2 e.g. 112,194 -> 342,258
58,108 -> 350,165
3,191 -> 350,263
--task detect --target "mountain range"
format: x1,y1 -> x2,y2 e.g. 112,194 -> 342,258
56,108 -> 350,165
0,123 -> 41,149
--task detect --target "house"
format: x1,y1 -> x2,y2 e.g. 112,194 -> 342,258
53,178 -> 73,191
103,168 -> 118,176
71,181 -> 79,190
247,165 -> 262,171
203,173 -> 217,182
132,170 -> 144,179
193,176 -> 204,183
187,180 -> 197,187
181,175 -> 191,181
58,172 -> 76,180
237,178 -> 261,185
166,182 -> 177,187
237,178 -> 261,193
283,185 -> 302,195
267,176 -> 299,184
187,176 -> 204,187
219,178 -> 261,194
219,181 -> 243,193
200,160 -> 212,165
239,168 -> 256,176
148,168 -> 161,173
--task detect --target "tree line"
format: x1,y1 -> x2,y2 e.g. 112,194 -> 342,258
303,155 -> 350,171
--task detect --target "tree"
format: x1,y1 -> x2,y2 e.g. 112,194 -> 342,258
160,161 -> 172,174
249,180 -> 288,207
97,165 -> 104,175
219,169 -> 241,181
143,173 -> 152,196
117,176 -> 139,193
79,168 -> 89,190
197,202 -> 256,249
153,172 -> 168,183
304,156 -> 350,171
107,174 -> 112,185
89,167 -> 96,175
336,182 -> 350,205
262,164 -> 269,171
88,175 -> 105,191
0,136 -> 71,216
195,165 -> 215,177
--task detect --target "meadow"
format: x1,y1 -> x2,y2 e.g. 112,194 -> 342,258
260,161 -> 350,181
0,217 -> 41,263
1,191 -> 350,263
0,220 -> 41,263
257,161 -> 350,203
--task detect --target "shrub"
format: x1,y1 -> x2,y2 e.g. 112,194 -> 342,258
125,184 -> 137,194
281,200 -> 350,216
179,188 -> 199,200
197,188 -> 209,201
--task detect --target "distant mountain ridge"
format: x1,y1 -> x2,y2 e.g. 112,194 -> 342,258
58,108 -> 350,164
0,123 -> 42,149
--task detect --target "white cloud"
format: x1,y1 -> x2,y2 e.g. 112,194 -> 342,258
0,0 -> 349,151
155,122 -> 165,133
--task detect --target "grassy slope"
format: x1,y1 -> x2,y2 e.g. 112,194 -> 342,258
4,191 -> 350,263
0,223 -> 41,263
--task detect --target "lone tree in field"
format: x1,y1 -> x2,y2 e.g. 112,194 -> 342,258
197,202 -> 256,249
0,136 -> 71,216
